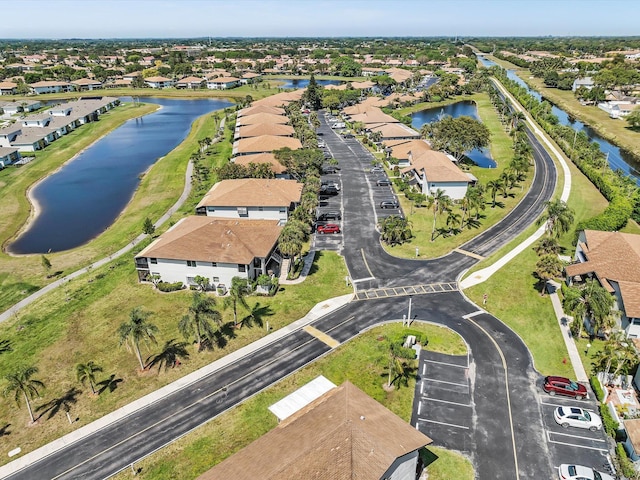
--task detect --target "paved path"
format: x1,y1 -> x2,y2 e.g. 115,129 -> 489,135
279,249 -> 316,285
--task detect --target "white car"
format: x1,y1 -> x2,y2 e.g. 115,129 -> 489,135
553,406 -> 602,431
558,464 -> 614,480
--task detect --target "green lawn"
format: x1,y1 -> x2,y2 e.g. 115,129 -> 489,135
0,249 -> 351,464
383,92 -> 533,258
111,322 -> 472,480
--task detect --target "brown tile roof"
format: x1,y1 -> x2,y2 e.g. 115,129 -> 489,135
144,76 -> 173,82
402,150 -> 470,183
136,217 -> 281,264
368,122 -> 420,139
238,105 -> 285,117
29,80 -> 72,87
234,135 -> 302,155
235,112 -> 290,126
236,123 -> 295,139
197,178 -> 302,209
176,76 -> 205,84
231,153 -> 287,174
0,82 -> 17,89
71,78 -> 102,86
196,381 -> 431,480
252,90 -> 304,108
389,139 -> 432,160
350,107 -> 398,126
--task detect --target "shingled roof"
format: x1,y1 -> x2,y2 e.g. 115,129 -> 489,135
197,178 -> 302,209
196,381 -> 431,480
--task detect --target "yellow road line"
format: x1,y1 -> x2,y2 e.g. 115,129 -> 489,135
303,325 -> 340,348
454,248 -> 485,260
360,248 -> 374,278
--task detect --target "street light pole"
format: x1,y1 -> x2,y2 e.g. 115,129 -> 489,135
407,296 -> 412,325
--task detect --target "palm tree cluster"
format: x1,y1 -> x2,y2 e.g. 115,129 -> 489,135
379,215 -> 412,246
592,332 -> 637,385
563,279 -> 617,339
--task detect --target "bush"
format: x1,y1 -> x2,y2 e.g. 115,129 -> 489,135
156,281 -> 184,292
616,442 -> 636,479
590,376 -> 605,402
599,403 -> 619,438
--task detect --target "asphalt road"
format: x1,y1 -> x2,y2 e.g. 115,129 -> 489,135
6,105 -> 567,480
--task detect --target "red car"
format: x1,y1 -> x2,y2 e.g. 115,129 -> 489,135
316,224 -> 341,234
543,376 -> 588,400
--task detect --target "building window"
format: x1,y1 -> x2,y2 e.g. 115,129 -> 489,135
237,207 -> 248,216
211,262 -> 217,267
280,208 -> 287,213
238,264 -> 246,273
212,276 -> 219,283
150,258 -> 157,264
187,260 -> 197,267
258,206 -> 264,211
207,206 -> 215,212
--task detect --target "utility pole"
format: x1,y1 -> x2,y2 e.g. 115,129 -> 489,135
407,296 -> 413,325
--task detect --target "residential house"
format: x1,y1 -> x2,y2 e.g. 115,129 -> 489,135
235,123 -> 295,140
144,76 -> 174,89
572,77 -> 595,92
367,122 -> 421,141
0,147 -> 21,167
240,72 -> 262,85
231,153 -> 289,178
386,139 -> 432,167
251,90 -> 304,108
71,78 -> 103,91
237,105 -> 285,117
29,81 -> 74,95
401,150 -> 471,200
195,381 -> 432,480
206,76 -> 240,90
134,217 -> 282,289
195,178 -> 302,222
0,82 -> 17,95
235,112 -> 290,126
175,76 -> 205,89
233,135 -> 302,157
566,230 -> 640,337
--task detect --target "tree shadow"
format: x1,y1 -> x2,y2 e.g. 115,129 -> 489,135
241,303 -> 274,329
146,339 -> 190,372
36,387 -> 82,421
97,374 -> 123,394
464,218 -> 482,230
492,201 -> 505,209
212,323 -> 238,349
0,339 -> 12,355
0,423 -> 11,437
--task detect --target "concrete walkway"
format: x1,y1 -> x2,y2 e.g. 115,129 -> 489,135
0,293 -> 353,477
460,77 -> 572,290
280,250 -> 317,285
547,281 -> 589,382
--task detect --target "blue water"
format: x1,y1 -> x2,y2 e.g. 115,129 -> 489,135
10,97 -> 232,254
411,101 -> 497,168
477,55 -> 640,183
276,78 -> 342,89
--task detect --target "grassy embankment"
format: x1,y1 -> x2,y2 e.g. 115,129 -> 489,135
377,92 -> 529,258
110,323 -> 472,480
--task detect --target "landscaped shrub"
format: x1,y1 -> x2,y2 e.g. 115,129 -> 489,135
156,281 -> 184,292
615,442 -> 636,478
599,403 -> 619,438
590,375 -> 605,402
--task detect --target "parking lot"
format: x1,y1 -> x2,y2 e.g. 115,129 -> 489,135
538,390 -> 612,474
412,350 -> 477,454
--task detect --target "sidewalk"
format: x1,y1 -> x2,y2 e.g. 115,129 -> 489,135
546,280 -> 588,382
280,250 -> 316,285
0,293 -> 353,477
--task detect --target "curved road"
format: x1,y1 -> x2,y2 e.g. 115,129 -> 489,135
4,101 -> 560,479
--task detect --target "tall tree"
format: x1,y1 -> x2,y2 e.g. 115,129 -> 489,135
75,361 -> 103,395
178,292 -> 221,351
537,199 -> 575,238
118,307 -> 159,370
302,74 -> 323,110
534,254 -> 564,295
224,277 -> 252,327
563,279 -> 617,338
3,366 -> 45,423
425,189 -> 450,241
142,217 -> 156,236
379,215 -> 413,246
420,115 -> 490,161
385,343 -> 417,389
485,179 -> 503,208
533,236 -> 561,256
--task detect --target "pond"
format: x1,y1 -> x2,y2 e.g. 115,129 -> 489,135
274,78 -> 342,89
477,55 -> 640,183
411,101 -> 497,168
10,97 -> 233,254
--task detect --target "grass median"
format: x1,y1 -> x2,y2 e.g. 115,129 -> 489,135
111,322 -> 472,480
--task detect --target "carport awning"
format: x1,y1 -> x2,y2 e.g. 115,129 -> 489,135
268,376 -> 336,422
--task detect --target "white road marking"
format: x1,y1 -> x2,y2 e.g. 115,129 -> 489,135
419,418 -> 470,430
424,378 -> 469,388
547,430 -> 606,442
463,310 -> 485,319
422,364 -> 426,375
418,401 -> 422,415
421,397 -> 472,408
423,358 -> 469,369
546,438 -> 609,452
420,380 -> 424,395
540,400 -> 594,409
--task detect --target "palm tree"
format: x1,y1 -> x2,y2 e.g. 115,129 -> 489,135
3,366 -> 45,423
534,254 -> 564,295
533,237 -> 561,256
425,189 -> 450,241
486,179 -> 503,207
178,292 -> 221,351
446,210 -> 461,235
224,277 -> 252,327
385,343 -> 417,389
379,215 -> 413,245
563,279 -> 617,338
537,199 -> 575,239
146,339 -> 190,372
118,307 -> 159,370
75,361 -> 103,395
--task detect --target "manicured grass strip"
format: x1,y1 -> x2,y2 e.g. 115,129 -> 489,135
110,322 -> 470,480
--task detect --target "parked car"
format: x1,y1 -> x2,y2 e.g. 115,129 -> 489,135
322,165 -> 339,174
317,140 -> 326,148
553,406 -> 602,431
317,211 -> 342,221
316,224 -> 341,234
342,132 -> 354,138
558,464 -> 614,480
321,181 -> 340,191
543,376 -> 588,400
320,185 -> 339,195
379,200 -> 399,209
370,165 -> 384,173
376,178 -> 392,186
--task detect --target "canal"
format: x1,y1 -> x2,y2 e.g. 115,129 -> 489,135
411,101 -> 497,168
10,97 -> 232,254
478,54 -> 640,183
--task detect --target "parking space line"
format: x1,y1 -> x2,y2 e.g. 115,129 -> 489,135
422,364 -> 426,375
418,401 -> 422,415
420,381 -> 425,395
423,359 -> 469,369
424,378 -> 469,388
421,397 -> 472,408
540,400 -> 594,409
419,418 -> 470,430
547,430 -> 606,442
546,437 -> 609,452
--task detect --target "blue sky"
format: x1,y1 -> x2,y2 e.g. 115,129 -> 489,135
2,0 -> 639,38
